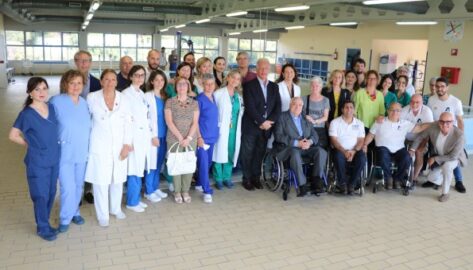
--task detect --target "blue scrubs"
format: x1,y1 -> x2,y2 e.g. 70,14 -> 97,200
13,104 -> 60,235
196,93 -> 219,195
145,95 -> 168,194
50,94 -> 91,226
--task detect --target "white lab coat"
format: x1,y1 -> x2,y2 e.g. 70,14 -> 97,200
277,81 -> 301,112
144,91 -> 159,171
85,90 -> 132,185
212,87 -> 244,165
122,85 -> 152,177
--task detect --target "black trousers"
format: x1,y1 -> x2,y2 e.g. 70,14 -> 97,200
240,132 -> 268,182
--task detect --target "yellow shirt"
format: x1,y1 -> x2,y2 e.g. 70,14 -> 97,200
333,91 -> 341,118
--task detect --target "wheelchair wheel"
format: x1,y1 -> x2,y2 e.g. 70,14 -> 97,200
261,152 -> 284,192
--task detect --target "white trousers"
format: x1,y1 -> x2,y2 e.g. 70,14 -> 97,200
92,183 -> 123,223
427,160 -> 458,195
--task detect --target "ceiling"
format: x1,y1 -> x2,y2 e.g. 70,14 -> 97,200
1,0 -> 472,33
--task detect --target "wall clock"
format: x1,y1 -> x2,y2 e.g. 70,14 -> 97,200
444,20 -> 464,42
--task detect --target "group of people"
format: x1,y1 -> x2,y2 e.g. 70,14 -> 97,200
8,48 -> 467,242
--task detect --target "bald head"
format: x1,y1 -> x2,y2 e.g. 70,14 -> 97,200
119,56 -> 133,77
289,97 -> 303,116
439,112 -> 454,135
147,49 -> 161,70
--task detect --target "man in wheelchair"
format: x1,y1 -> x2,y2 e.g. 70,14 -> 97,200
363,103 -> 430,190
329,101 -> 367,195
273,97 -> 328,197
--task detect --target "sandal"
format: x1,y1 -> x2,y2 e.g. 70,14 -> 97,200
174,193 -> 183,204
182,193 -> 191,203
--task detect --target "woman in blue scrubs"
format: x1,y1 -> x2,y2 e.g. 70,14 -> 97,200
9,77 -> 60,241
196,74 -> 219,203
50,70 -> 91,233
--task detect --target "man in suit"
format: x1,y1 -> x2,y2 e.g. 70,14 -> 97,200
74,50 -> 101,99
274,97 -> 327,196
117,56 -> 133,91
241,58 -> 281,191
74,50 -> 101,204
410,112 -> 467,202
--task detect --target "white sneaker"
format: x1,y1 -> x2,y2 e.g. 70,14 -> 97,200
154,189 -> 168,198
145,193 -> 162,203
203,194 -> 212,203
98,220 -> 109,227
195,185 -> 203,192
126,205 -> 145,213
168,183 -> 174,192
111,211 -> 126,219
139,201 -> 148,208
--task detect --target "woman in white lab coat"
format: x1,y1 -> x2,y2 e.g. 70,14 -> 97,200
276,63 -> 301,112
122,65 -> 152,212
212,70 -> 244,189
85,69 -> 132,227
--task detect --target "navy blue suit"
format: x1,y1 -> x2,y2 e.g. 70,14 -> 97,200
89,74 -> 101,92
240,78 -> 281,185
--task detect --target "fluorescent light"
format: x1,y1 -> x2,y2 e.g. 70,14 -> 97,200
228,32 -> 241,36
396,21 -> 438,25
83,20 -> 89,26
253,29 -> 268,33
363,0 -> 424,4
86,13 -> 93,20
226,11 -> 248,17
175,24 -> 186,29
160,28 -> 169,32
285,25 -> 305,30
196,18 -> 210,24
81,25 -> 86,30
330,22 -> 358,26
275,5 -> 310,12
91,1 -> 100,11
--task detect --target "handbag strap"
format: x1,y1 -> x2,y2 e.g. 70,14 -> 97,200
167,142 -> 195,154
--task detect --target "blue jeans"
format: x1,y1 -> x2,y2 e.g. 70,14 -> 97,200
376,146 -> 411,182
454,166 -> 462,182
333,149 -> 366,188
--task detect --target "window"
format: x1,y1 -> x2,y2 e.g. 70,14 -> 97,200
5,31 -> 79,62
87,33 -> 153,62
227,38 -> 277,65
162,35 -> 220,60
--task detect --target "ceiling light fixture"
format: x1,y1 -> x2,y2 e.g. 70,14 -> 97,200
253,29 -> 268,33
329,22 -> 358,26
86,13 -> 93,20
175,24 -> 186,29
161,28 -> 169,32
363,0 -> 424,5
285,25 -> 305,30
196,18 -> 210,24
396,21 -> 438,25
228,32 -> 241,36
275,5 -> 310,12
91,0 -> 101,11
226,11 -> 248,17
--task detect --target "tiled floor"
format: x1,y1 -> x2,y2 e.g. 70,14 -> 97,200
1,77 -> 473,270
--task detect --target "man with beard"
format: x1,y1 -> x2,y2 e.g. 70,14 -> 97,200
145,49 -> 161,81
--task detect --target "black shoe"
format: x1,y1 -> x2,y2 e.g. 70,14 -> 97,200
334,185 -> 346,194
242,180 -> 255,191
84,192 -> 94,204
455,181 -> 466,193
421,181 -> 435,188
252,178 -> 263,189
297,185 -> 307,197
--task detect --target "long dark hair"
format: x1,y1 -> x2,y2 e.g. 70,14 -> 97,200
127,65 -> 146,90
213,56 -> 226,87
24,77 -> 49,107
377,74 -> 395,92
147,70 -> 168,101
276,63 -> 299,84
345,70 -> 360,91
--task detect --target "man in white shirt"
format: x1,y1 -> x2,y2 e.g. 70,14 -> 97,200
426,77 -> 465,193
329,101 -> 366,195
363,103 -> 428,189
401,94 -> 434,181
410,112 -> 467,202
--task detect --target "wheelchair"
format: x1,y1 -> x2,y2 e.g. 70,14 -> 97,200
326,150 -> 368,197
261,151 -> 328,201
366,148 -> 414,196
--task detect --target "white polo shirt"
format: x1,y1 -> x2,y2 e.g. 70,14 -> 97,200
370,118 -> 415,153
427,94 -> 463,126
329,116 -> 365,150
401,105 -> 434,141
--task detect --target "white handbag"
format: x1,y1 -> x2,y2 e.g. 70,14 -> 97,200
166,142 -> 197,176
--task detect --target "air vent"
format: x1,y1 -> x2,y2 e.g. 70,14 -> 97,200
69,2 -> 82,8
143,6 -> 155,12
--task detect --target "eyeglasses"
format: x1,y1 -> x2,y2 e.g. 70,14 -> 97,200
439,120 -> 453,125
389,109 -> 401,113
75,59 -> 91,63
176,82 -> 188,87
133,73 -> 146,78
